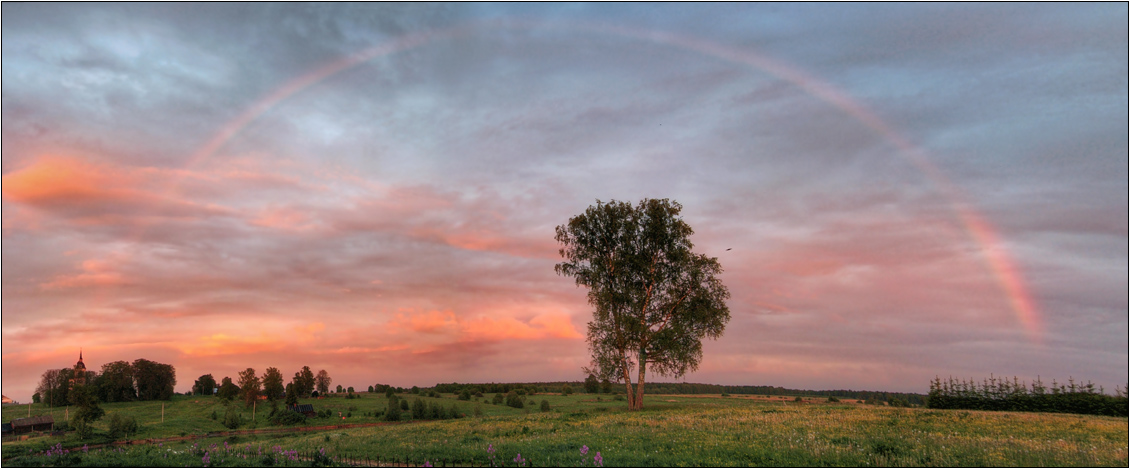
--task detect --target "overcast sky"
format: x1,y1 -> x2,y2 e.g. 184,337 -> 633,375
3,3 -> 1126,400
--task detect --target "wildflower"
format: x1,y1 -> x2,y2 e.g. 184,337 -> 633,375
83,444 -> 89,453
514,453 -> 526,466
202,452 -> 211,467
594,452 -> 603,467
424,461 -> 434,468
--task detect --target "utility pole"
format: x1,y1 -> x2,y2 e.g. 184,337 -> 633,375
253,399 -> 256,422
162,403 -> 165,423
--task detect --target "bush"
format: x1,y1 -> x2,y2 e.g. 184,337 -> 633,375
223,407 -> 242,429
400,400 -> 409,411
270,410 -> 306,426
492,393 -> 505,405
562,385 -> 573,396
473,404 -> 483,417
540,400 -> 551,412
107,413 -> 139,439
828,396 -> 840,403
506,391 -> 525,409
459,390 -> 471,401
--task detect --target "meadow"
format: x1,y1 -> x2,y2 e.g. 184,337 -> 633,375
3,392 -> 1127,467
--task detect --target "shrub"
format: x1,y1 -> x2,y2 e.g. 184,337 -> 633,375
506,391 -> 525,409
107,413 -> 139,439
828,396 -> 840,403
473,404 -> 483,417
562,385 -> 573,396
385,397 -> 401,422
492,393 -> 505,405
270,410 -> 305,426
459,390 -> 472,401
223,407 -> 242,429
400,400 -> 409,411
540,400 -> 551,412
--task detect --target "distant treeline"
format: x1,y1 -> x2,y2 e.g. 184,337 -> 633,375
429,381 -> 927,405
927,376 -> 1128,417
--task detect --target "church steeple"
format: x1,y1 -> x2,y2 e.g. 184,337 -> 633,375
72,349 -> 87,387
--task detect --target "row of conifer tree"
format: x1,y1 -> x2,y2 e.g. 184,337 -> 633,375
926,375 -> 1128,416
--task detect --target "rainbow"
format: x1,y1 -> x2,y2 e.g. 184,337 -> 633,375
173,19 -> 1044,343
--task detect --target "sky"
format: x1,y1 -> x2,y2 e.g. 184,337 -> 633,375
2,3 -> 1126,401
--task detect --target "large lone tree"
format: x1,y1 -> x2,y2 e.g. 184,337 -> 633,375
555,198 -> 730,410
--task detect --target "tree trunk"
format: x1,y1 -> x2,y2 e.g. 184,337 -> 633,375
634,350 -> 648,410
621,364 -> 636,410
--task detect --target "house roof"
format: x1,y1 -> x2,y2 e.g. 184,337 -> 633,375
12,415 -> 54,428
291,404 -> 315,413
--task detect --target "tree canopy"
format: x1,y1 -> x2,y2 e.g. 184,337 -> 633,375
238,368 -> 261,408
262,367 -> 285,401
555,198 -> 730,410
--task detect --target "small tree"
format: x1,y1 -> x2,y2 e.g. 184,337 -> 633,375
238,368 -> 261,409
540,400 -> 551,412
107,413 -> 139,439
562,385 -> 573,396
217,377 -> 240,401
285,383 -> 299,407
68,385 -> 104,440
262,367 -> 285,402
193,374 -> 217,396
584,374 -> 600,394
315,370 -> 332,395
506,391 -> 524,409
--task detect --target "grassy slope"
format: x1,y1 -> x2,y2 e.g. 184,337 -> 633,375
3,393 -> 1127,467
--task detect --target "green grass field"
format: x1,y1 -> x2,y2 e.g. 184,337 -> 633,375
3,392 -> 1127,466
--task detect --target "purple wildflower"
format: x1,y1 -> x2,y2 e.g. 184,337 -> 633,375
83,444 -> 89,453
594,452 -> 603,467
581,445 -> 589,456
514,453 -> 526,466
424,461 -> 434,468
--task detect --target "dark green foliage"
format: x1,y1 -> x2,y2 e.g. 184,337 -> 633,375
315,369 -> 332,395
107,413 -> 139,439
132,358 -> 177,401
562,385 -> 573,396
223,406 -> 241,429
192,373 -> 217,397
32,392 -> 41,403
262,367 -> 285,401
506,391 -> 525,409
555,198 -> 731,411
492,393 -> 505,405
368,385 -> 375,393
585,374 -> 600,393
293,366 -> 316,398
412,398 -> 427,419
217,376 -> 240,401
927,376 -> 1128,416
400,400 -> 409,411
98,361 -> 138,402
540,399 -> 551,412
827,396 -> 840,403
601,378 -> 613,394
285,383 -> 299,407
385,396 -> 401,421
238,368 -> 261,408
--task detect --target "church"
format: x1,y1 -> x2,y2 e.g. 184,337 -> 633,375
70,350 -> 87,387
